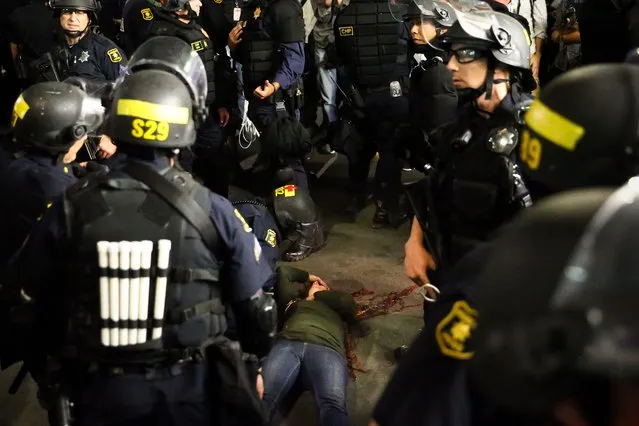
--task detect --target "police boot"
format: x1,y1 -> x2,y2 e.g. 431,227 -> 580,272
281,221 -> 326,262
345,193 -> 368,222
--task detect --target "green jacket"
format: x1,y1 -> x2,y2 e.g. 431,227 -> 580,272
275,266 -> 356,356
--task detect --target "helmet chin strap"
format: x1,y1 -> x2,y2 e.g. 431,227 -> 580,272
63,20 -> 91,40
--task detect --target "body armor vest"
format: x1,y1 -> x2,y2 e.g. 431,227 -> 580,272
236,0 -> 280,87
334,0 -> 406,88
61,167 -> 226,364
432,113 -> 524,265
148,12 -> 216,105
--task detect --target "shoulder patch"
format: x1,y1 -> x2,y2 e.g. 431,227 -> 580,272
191,39 -> 209,52
338,26 -> 354,37
274,185 -> 297,197
107,48 -> 123,63
214,0 -> 222,3
264,229 -> 277,248
233,208 -> 253,233
435,300 -> 478,360
140,7 -> 154,20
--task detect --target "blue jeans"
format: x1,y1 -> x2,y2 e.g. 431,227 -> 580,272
262,339 -> 349,426
314,46 -> 338,124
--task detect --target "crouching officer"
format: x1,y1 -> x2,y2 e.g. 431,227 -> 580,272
230,0 -> 308,189
9,37 -> 276,426
333,0 -> 411,227
0,81 -> 104,268
34,0 -> 127,83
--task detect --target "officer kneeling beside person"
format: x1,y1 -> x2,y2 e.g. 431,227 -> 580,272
8,37 -> 276,426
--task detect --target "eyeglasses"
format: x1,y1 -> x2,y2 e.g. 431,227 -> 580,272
450,47 -> 486,64
61,9 -> 88,16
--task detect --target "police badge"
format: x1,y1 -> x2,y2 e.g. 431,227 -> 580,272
78,51 -> 90,63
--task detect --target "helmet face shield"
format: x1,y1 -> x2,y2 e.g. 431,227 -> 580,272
77,95 -> 105,135
553,179 -> 639,377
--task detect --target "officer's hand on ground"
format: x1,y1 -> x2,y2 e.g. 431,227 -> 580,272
97,135 -> 117,159
253,80 -> 279,100
217,107 -> 230,127
404,237 -> 436,287
228,24 -> 243,49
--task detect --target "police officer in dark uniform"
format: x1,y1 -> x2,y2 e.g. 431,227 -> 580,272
0,81 -> 104,267
9,37 -> 275,426
229,0 -> 307,187
6,0 -> 57,89
333,0 -> 411,227
39,0 -> 127,83
391,0 -> 458,163
120,0 -> 161,56
402,3 -> 534,302
371,62 -> 639,426
141,0 -> 235,197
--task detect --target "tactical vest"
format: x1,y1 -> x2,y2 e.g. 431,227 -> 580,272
334,0 -> 407,88
148,13 -> 216,105
236,0 -> 280,86
433,114 -> 523,265
60,167 -> 226,364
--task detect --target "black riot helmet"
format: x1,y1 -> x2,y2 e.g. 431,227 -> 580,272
519,64 -> 639,196
11,81 -> 105,156
438,1 -> 537,97
470,182 -> 639,423
49,0 -> 101,22
105,70 -> 199,148
124,36 -> 208,127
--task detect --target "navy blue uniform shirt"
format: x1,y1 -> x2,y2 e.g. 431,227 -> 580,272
0,154 -> 77,264
12,157 -> 271,302
65,31 -> 127,82
232,199 -> 281,280
121,0 -> 160,55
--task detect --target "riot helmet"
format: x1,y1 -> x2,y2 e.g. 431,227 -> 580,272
49,0 -> 100,36
104,70 -> 199,148
439,2 -> 536,97
11,81 -> 104,156
518,64 -> 639,196
124,36 -> 208,127
390,0 -> 455,25
470,182 -> 639,424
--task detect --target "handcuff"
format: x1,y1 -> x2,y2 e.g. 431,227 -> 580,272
418,283 -> 440,303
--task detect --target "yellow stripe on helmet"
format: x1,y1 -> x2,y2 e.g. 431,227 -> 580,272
525,100 -> 585,151
116,99 -> 190,124
11,94 -> 30,127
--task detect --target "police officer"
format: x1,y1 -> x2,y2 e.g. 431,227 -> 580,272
120,0 -> 161,56
41,0 -> 127,83
0,81 -> 104,267
403,2 -> 534,301
372,62 -> 639,426
142,0 -> 235,197
10,37 -> 275,426
229,0 -> 308,190
6,0 -> 57,88
333,0 -> 411,227
392,0 -> 457,162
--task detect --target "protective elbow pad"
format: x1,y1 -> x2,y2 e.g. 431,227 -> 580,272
233,291 -> 277,357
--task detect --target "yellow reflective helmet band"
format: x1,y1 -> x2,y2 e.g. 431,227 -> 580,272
116,99 -> 190,125
525,100 -> 585,151
11,94 -> 30,127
